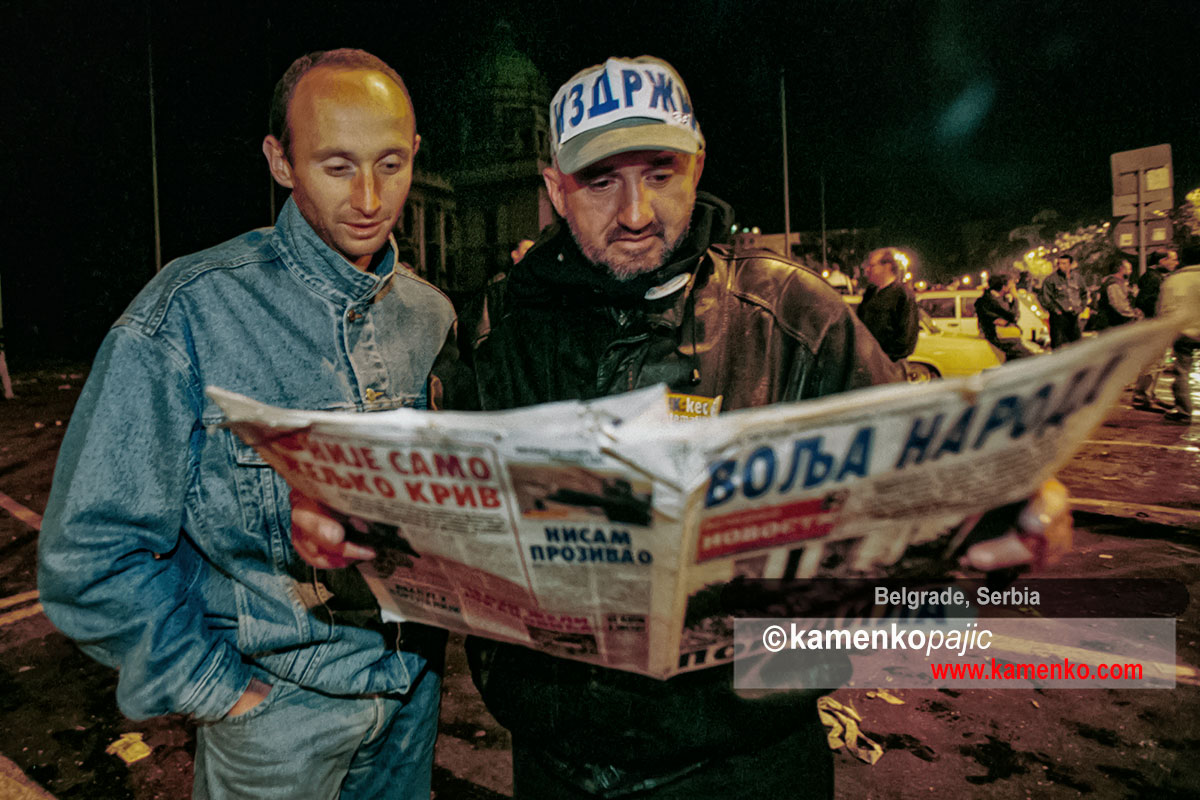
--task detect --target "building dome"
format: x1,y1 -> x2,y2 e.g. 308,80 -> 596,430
475,22 -> 548,103
453,20 -> 550,163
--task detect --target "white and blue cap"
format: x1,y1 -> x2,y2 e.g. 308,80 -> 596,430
549,56 -> 704,175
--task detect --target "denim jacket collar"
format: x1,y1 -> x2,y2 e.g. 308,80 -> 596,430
272,197 -> 397,304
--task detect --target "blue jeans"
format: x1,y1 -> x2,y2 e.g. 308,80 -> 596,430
193,664 -> 441,800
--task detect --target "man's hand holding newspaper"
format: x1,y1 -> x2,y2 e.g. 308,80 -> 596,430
291,491 -> 377,568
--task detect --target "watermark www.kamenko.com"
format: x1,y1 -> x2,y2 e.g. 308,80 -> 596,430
733,610 -> 1175,690
930,657 -> 1144,682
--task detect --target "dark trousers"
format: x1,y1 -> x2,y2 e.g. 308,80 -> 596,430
511,715 -> 834,800
1048,312 -> 1082,349
994,338 -> 1035,361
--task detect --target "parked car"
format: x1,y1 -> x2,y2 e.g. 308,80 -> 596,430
905,314 -> 1005,381
915,289 -> 1049,348
844,295 -> 1005,381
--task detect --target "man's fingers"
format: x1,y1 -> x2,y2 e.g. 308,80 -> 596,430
289,490 -> 376,567
293,504 -> 348,547
291,529 -> 375,568
961,479 -> 1073,572
338,540 -> 377,562
1017,478 -> 1073,566
1026,479 -> 1073,564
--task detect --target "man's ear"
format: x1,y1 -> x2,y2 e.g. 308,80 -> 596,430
692,149 -> 706,188
262,135 -> 295,189
542,166 -> 568,218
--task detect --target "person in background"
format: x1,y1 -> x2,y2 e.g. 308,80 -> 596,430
1156,244 -> 1199,424
38,49 -> 453,800
1091,258 -> 1142,331
1039,253 -> 1087,348
1135,248 -> 1180,321
975,273 -> 1033,360
856,247 -> 919,362
1131,248 -> 1181,410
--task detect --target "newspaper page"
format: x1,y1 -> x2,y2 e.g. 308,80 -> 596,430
209,313 -> 1187,680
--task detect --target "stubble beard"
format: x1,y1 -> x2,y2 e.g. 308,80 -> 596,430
566,213 -> 692,282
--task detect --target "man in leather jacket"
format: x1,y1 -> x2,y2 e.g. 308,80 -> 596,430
856,247 -> 919,362
463,55 -> 901,799
290,54 -> 898,799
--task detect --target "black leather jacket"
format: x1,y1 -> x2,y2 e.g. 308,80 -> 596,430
464,194 -> 900,795
1136,265 -> 1170,318
473,194 -> 899,413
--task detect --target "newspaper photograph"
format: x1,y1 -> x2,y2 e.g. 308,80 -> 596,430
208,313 -> 1188,680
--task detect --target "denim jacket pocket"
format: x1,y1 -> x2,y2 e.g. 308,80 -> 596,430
223,429 -> 314,660
224,430 -> 294,571
226,431 -> 270,532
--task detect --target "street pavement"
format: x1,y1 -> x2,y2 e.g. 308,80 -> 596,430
1,361 -> 1198,799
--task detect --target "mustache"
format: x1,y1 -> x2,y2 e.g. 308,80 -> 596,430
607,224 -> 665,245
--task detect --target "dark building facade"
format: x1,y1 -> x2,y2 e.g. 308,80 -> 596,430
397,25 -> 553,297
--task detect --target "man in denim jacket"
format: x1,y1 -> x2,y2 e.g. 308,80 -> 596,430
38,49 -> 454,799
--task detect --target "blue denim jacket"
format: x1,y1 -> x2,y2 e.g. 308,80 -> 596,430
38,198 -> 455,722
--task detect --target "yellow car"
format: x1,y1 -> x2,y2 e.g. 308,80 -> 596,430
845,295 -> 1005,382
906,313 -> 1005,381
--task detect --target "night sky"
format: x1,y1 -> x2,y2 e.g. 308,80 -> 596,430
3,0 -> 1198,362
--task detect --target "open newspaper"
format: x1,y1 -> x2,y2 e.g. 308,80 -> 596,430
209,314 -> 1187,680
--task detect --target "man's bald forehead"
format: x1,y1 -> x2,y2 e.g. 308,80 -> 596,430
285,66 -> 416,150
294,67 -> 414,116
270,48 -> 415,159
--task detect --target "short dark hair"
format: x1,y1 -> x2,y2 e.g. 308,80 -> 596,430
270,48 -> 413,161
987,274 -> 1007,292
1111,258 -> 1132,274
1055,253 -> 1075,264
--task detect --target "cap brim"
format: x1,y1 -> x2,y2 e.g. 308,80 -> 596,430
556,121 -> 701,174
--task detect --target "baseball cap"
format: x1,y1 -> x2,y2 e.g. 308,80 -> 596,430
549,56 -> 704,175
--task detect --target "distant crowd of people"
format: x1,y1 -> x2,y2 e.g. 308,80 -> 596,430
812,245 -> 1195,424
